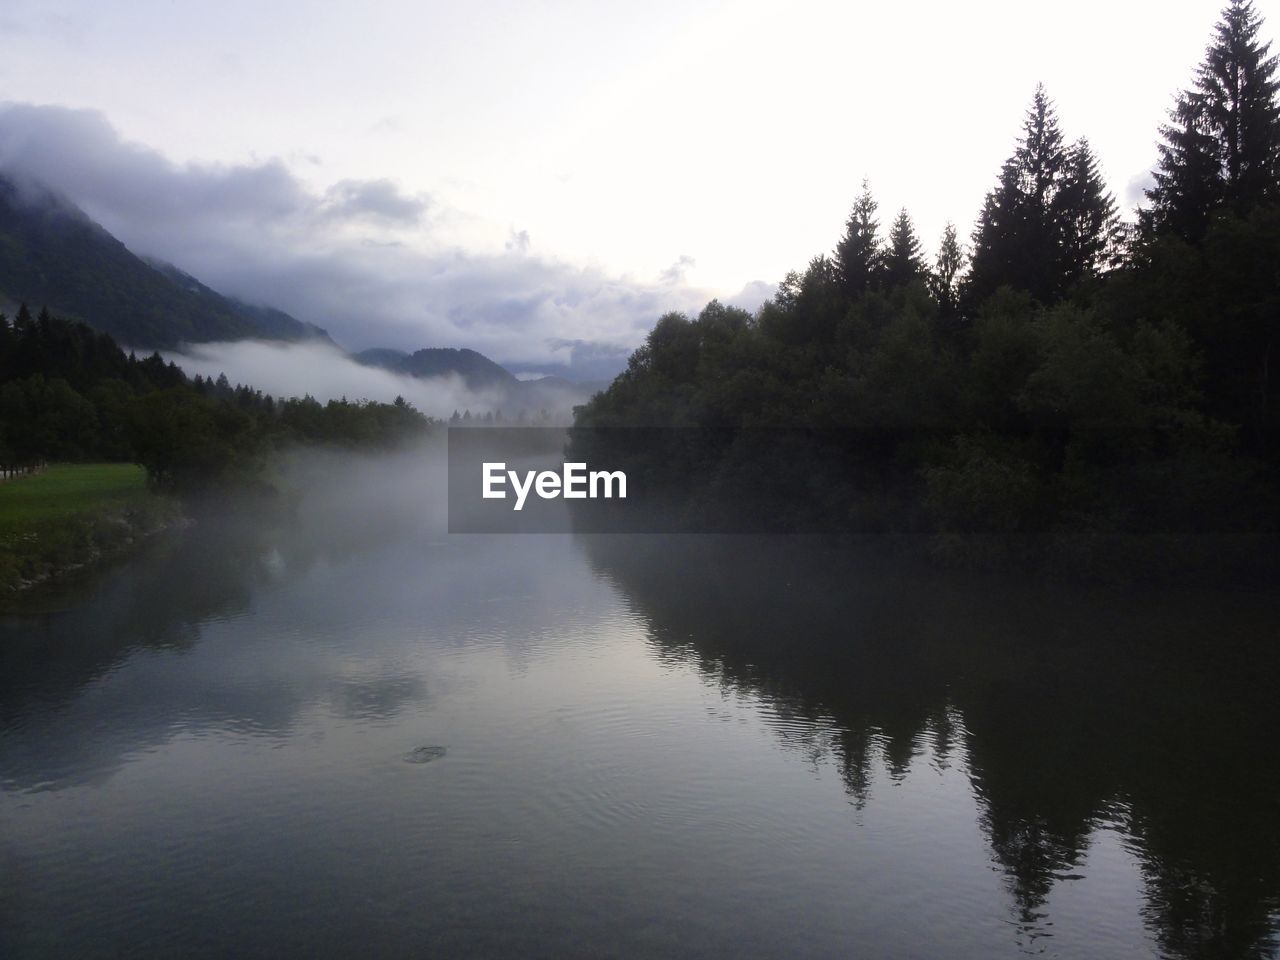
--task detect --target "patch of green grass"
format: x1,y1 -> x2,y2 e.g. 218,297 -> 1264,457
0,464 -> 176,597
0,463 -> 148,533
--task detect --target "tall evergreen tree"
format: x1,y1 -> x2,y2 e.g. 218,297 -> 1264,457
1055,138 -> 1118,283
834,180 -> 883,301
967,85 -> 1069,305
968,86 -> 1114,305
1145,0 -> 1280,239
1142,98 -> 1223,242
1018,83 -> 1068,210
1202,0 -> 1280,209
930,222 -> 966,317
12,304 -> 34,336
884,209 -> 925,288
966,159 -> 1024,307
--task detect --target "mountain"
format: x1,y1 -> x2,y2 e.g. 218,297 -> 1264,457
0,173 -> 330,348
354,346 -> 518,391
354,345 -> 605,418
144,259 -> 331,344
352,347 -> 412,371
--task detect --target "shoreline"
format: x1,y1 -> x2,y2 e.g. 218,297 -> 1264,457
2,508 -> 191,601
0,464 -> 188,607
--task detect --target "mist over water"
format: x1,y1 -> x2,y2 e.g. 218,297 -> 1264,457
161,340 -> 595,421
167,340 -> 496,415
1,448 -> 1278,959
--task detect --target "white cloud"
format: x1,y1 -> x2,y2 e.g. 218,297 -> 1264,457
162,339 -> 600,420
162,339 -> 504,418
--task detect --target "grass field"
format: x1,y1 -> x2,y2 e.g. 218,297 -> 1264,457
0,463 -> 149,534
0,464 -> 175,595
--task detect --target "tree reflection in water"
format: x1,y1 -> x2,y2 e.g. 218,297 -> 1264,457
581,534 -> 1280,960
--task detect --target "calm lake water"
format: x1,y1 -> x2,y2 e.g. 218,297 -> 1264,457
2,451 -> 1278,959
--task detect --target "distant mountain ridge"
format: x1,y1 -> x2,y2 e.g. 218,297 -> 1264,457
354,346 -> 518,391
354,345 -> 605,417
0,173 -> 330,348
0,170 -> 608,416
145,259 -> 331,344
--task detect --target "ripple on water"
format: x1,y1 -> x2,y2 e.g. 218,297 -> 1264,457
403,745 -> 448,764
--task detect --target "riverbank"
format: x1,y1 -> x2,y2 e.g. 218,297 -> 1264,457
0,463 -> 183,600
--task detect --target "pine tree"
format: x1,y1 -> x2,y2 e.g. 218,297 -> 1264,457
930,222 -> 966,316
967,86 -> 1069,304
13,304 -> 34,336
884,209 -> 925,288
1055,138 -> 1118,283
967,159 -> 1029,307
1143,98 -> 1223,242
1201,0 -> 1280,208
967,85 -> 1111,305
834,180 -> 883,301
1018,84 -> 1067,210
1145,0 -> 1280,239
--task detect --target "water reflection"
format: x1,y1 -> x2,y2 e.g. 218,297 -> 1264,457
1,466 -> 1278,958
0,452 -> 613,801
580,534 -> 1280,959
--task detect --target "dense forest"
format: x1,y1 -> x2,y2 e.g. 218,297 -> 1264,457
0,305 -> 431,493
574,0 -> 1280,577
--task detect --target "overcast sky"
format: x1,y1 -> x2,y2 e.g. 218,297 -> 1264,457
0,0 -> 1270,372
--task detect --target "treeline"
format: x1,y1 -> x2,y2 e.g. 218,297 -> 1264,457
575,0 -> 1280,575
448,408 -> 555,425
0,305 -> 432,492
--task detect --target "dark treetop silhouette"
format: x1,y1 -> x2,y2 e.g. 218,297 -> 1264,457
574,1 -> 1280,578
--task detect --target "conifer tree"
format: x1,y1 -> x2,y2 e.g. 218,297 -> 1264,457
968,86 -> 1068,303
1143,99 -> 1223,242
834,180 -> 883,301
968,85 -> 1112,305
884,209 -> 925,288
13,304 -> 33,336
1055,138 -> 1118,283
930,222 -> 966,316
1202,0 -> 1280,208
1018,84 -> 1067,209
966,159 -> 1025,307
1145,0 -> 1280,240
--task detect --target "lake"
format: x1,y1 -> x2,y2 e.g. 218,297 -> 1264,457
2,449 -> 1278,959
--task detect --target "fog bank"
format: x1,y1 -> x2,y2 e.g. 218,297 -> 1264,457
163,339 -> 502,418
163,339 -> 599,421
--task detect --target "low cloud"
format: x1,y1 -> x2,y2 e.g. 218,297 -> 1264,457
0,102 -> 740,374
163,339 -> 506,418
163,338 -> 600,421
505,228 -> 531,254
507,338 -> 634,382
660,254 -> 696,285
322,178 -> 429,224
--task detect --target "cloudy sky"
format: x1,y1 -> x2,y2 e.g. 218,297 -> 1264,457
0,0 -> 1269,375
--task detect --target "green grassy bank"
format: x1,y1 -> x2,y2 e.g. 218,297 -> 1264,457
0,463 -> 180,597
